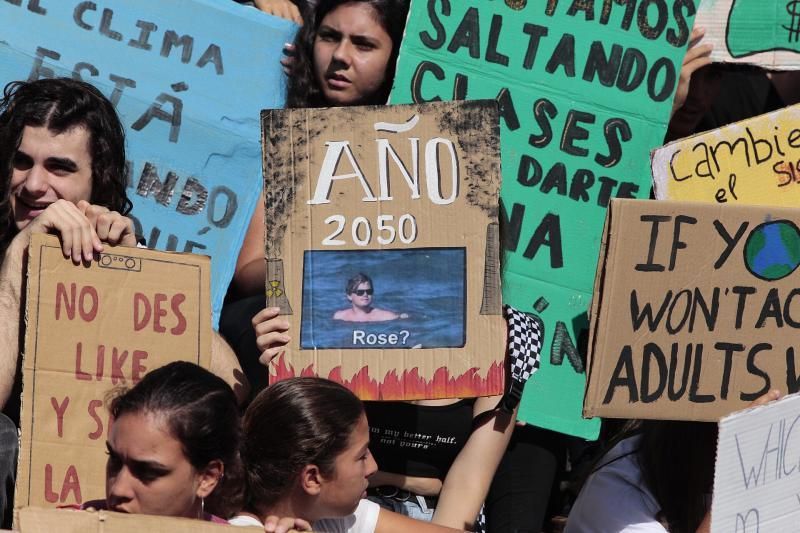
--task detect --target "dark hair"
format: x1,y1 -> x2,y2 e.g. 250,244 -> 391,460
345,272 -> 373,294
0,78 -> 132,247
109,361 -> 242,517
241,377 -> 364,514
638,420 -> 717,533
286,0 -> 409,108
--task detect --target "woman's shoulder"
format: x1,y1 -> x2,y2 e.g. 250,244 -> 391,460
229,514 -> 264,527
313,499 -> 380,533
565,436 -> 666,533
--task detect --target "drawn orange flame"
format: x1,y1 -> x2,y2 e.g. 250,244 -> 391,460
271,353 -> 315,380
271,355 -> 505,399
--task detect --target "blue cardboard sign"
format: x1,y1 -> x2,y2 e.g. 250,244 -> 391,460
0,0 -> 297,325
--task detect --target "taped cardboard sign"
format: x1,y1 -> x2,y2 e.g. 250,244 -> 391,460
0,0 -> 297,325
264,100 -> 505,400
16,234 -> 211,509
694,0 -> 800,70
711,393 -> 800,532
389,0 -> 697,438
15,507 -> 260,532
586,199 -> 800,420
653,103 -> 800,205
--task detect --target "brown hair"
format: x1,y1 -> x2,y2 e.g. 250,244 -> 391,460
109,361 -> 243,518
345,272 -> 373,294
0,78 -> 132,251
240,377 -> 364,514
286,0 -> 409,108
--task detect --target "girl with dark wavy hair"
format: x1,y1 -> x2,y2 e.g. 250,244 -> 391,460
286,0 -> 408,108
230,0 -> 409,300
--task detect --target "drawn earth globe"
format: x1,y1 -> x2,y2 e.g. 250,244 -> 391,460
743,220 -> 800,281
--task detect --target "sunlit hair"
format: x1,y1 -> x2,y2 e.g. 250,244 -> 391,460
0,78 -> 132,249
240,377 -> 364,514
286,0 -> 409,108
109,362 -> 242,517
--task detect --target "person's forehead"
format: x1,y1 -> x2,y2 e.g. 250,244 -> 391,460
321,2 -> 384,35
19,124 -> 92,161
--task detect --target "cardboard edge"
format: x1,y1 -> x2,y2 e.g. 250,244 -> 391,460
582,199 -> 619,419
14,234 -> 46,513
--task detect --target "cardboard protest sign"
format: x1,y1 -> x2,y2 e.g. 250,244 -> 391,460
652,103 -> 800,205
264,101 -> 505,399
710,393 -> 800,532
0,0 -> 297,325
585,199 -> 800,420
15,507 -> 260,532
16,234 -> 211,509
389,0 -> 697,438
695,0 -> 800,70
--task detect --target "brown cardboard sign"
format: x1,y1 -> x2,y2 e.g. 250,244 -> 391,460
16,234 -> 211,509
15,507 -> 260,532
585,199 -> 800,420
264,100 -> 505,399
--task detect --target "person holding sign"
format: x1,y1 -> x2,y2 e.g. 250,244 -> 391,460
222,0 -> 410,394
332,273 -> 404,323
235,376 -> 466,533
0,77 -> 137,527
0,78 -> 247,417
231,0 -> 408,298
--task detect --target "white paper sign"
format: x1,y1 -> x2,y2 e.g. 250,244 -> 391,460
712,393 -> 800,532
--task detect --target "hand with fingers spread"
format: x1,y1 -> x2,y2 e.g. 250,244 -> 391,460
253,306 -> 291,366
254,0 -> 303,23
672,27 -> 714,117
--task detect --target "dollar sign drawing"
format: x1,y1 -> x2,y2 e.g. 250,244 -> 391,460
784,0 -> 800,43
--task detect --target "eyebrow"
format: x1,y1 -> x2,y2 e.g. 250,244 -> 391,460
105,442 -> 170,471
15,149 -> 79,172
350,35 -> 378,46
44,156 -> 79,172
318,24 -> 379,46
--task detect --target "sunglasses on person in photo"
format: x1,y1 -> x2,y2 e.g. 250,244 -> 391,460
353,289 -> 373,296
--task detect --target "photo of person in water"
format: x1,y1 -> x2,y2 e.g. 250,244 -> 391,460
300,249 -> 465,349
333,273 -> 406,322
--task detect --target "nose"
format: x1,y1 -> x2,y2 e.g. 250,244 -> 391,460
23,164 -> 49,196
107,467 -> 135,506
332,40 -> 352,65
365,450 -> 378,478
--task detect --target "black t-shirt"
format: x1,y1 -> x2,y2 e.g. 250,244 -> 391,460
365,399 -> 475,479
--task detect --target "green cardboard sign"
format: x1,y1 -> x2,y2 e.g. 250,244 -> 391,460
727,0 -> 800,58
391,0 -> 696,439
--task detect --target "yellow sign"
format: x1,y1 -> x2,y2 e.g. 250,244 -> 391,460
652,104 -> 800,206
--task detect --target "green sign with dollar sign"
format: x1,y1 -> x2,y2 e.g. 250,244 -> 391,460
390,0 -> 697,439
727,0 -> 800,57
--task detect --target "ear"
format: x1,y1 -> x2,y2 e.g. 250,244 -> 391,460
299,464 -> 323,496
196,459 -> 224,499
